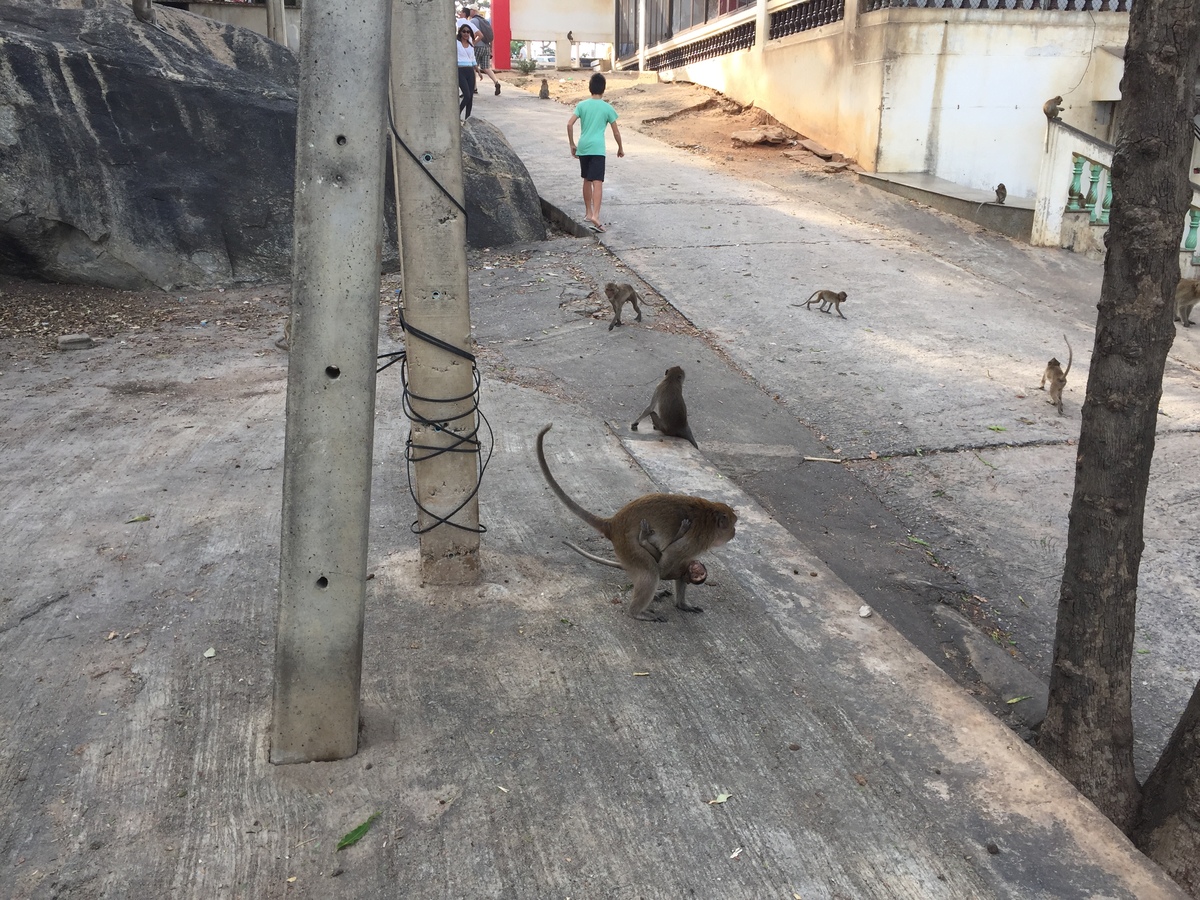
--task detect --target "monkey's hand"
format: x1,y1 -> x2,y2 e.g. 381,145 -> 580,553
638,519 -> 654,543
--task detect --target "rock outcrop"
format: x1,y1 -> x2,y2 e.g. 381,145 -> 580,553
461,118 -> 547,248
0,0 -> 545,291
0,0 -> 301,289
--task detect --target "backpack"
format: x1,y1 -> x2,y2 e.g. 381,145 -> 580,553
471,14 -> 493,45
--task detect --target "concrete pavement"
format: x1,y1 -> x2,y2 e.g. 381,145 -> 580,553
476,83 -> 1200,777
1,85 -> 1196,897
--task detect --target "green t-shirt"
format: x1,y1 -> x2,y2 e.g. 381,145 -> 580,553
574,98 -> 618,157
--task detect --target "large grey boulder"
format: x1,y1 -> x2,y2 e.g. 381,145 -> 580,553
0,0 -> 545,291
0,0 -> 301,289
462,118 -> 546,247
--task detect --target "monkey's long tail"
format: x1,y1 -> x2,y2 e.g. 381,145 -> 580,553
681,427 -> 699,450
536,425 -> 612,538
1063,335 -> 1073,377
562,540 -> 623,569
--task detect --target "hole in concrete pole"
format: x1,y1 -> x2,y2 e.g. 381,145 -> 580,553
325,365 -> 341,379
316,576 -> 329,589
422,152 -> 434,163
336,134 -> 347,145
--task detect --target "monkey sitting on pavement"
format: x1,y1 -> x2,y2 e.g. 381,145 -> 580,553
538,77 -> 550,100
603,282 -> 643,331
1176,278 -> 1200,327
538,425 -> 735,621
1039,335 -> 1073,416
631,365 -> 698,448
803,289 -> 848,320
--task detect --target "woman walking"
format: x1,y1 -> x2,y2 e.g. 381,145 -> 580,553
456,23 -> 478,120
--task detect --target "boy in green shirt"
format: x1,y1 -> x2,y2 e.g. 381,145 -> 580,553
566,74 -> 624,233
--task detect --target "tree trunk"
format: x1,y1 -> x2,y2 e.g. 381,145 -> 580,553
1136,683 -> 1200,894
1036,0 -> 1200,833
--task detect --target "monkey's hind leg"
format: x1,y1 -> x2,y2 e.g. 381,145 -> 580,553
627,571 -> 667,622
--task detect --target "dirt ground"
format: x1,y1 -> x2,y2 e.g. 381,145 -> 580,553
504,69 -> 855,178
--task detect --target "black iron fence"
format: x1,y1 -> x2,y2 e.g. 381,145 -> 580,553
769,0 -> 846,39
644,20 -> 757,69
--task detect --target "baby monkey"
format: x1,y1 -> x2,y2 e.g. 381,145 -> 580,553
603,282 -> 643,331
803,289 -> 848,320
631,365 -> 698,448
564,517 -> 708,593
1039,335 -> 1073,416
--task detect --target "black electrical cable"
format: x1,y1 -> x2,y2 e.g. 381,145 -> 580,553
377,300 -> 491,536
379,107 -> 487,534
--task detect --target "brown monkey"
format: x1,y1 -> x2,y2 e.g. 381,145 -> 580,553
538,78 -> 550,100
994,183 -> 1007,205
631,366 -> 698,448
1039,335 -> 1073,416
803,289 -> 848,320
537,425 -> 736,621
275,318 -> 290,351
1043,96 -> 1063,120
1175,278 -> 1200,327
603,282 -> 643,331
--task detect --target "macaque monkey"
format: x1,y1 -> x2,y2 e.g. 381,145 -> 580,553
539,78 -> 550,100
537,425 -> 736,621
631,366 -> 698,448
563,517 -> 709,588
1175,278 -> 1200,327
803,289 -> 848,319
994,183 -> 1007,205
132,0 -> 157,24
275,318 -> 290,351
1043,96 -> 1063,120
603,282 -> 643,331
1039,335 -> 1073,416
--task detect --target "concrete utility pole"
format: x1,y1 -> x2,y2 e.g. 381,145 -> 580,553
271,0 -> 392,764
264,0 -> 285,45
388,0 -> 482,584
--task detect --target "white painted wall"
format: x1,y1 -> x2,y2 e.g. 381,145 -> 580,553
871,10 -> 1130,198
650,1 -> 1130,201
180,2 -> 301,50
509,0 -> 612,44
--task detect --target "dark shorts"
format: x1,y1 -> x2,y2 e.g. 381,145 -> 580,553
475,42 -> 492,69
578,155 -> 606,182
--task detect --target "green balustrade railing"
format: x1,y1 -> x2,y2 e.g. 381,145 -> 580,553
1065,152 -> 1200,254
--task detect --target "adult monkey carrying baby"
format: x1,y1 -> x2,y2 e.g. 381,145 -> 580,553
537,425 -> 737,622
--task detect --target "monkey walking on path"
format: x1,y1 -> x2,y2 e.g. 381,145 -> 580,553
603,282 -> 643,331
1039,335 -> 1073,416
631,366 -> 699,448
537,425 -> 736,621
802,289 -> 848,319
